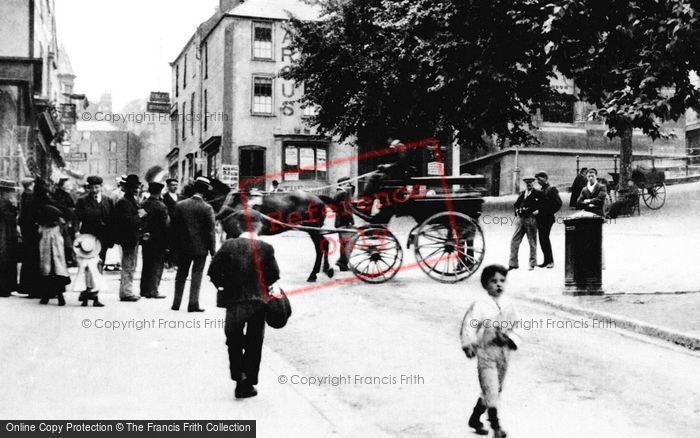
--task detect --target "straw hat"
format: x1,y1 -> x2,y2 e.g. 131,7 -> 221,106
73,234 -> 102,259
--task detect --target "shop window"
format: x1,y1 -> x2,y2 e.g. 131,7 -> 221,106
283,143 -> 327,181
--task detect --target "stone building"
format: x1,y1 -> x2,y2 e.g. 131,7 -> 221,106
168,0 -> 356,191
462,74 -> 693,195
66,121 -> 140,190
0,0 -> 69,181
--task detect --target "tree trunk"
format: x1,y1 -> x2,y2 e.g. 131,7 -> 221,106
619,126 -> 633,190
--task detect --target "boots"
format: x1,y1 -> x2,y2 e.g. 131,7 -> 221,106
488,408 -> 507,438
468,398 -> 488,435
93,295 -> 104,307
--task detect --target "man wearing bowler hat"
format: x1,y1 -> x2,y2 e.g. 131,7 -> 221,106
113,174 -> 146,301
171,176 -> 216,312
534,171 -> 561,268
508,177 -> 541,271
140,181 -> 169,299
74,176 -> 114,270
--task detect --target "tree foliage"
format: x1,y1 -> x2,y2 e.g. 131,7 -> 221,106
285,0 -> 555,148
544,0 -> 699,140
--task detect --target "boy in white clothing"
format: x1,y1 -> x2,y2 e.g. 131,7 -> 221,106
461,264 -> 521,438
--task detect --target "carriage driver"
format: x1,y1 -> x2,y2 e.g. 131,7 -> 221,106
363,139 -> 418,224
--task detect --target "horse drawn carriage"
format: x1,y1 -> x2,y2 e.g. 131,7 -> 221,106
604,166 -> 666,216
344,175 -> 487,284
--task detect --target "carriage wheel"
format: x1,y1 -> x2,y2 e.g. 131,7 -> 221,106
348,226 -> 403,284
642,182 -> 666,209
413,212 -> 485,283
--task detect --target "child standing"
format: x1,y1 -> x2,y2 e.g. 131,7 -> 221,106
460,265 -> 521,438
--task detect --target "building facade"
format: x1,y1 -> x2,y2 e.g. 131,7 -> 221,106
66,121 -> 141,190
0,0 -> 72,182
168,0 -> 356,191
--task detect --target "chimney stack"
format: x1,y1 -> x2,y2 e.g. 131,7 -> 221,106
219,0 -> 243,13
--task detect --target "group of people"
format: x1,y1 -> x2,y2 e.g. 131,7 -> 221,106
508,171 -> 563,271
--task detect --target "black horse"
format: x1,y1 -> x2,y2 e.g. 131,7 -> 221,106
193,179 -> 337,283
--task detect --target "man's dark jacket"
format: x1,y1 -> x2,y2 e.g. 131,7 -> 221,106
537,184 -> 562,221
163,192 -> 180,220
513,189 -> 542,218
112,194 -> 142,247
172,195 -> 216,258
141,196 -> 169,249
74,195 -> 114,246
208,238 -> 280,307
576,183 -> 608,216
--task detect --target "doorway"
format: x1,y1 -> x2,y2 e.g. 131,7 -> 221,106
239,146 -> 266,190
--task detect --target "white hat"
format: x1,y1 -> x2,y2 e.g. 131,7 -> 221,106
73,234 -> 102,259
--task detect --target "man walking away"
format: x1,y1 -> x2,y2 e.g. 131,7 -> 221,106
535,171 -> 562,268
139,181 -> 169,299
508,178 -> 541,271
208,210 -> 280,399
113,174 -> 145,302
172,177 -> 216,312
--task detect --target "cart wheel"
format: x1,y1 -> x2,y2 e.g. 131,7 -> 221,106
348,226 -> 403,284
413,212 -> 485,283
642,182 -> 666,209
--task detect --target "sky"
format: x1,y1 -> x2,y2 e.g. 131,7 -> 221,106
55,0 -> 220,111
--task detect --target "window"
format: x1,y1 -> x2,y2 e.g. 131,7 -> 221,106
190,92 -> 195,135
182,102 -> 186,140
171,110 -> 179,146
207,150 -> 219,178
252,22 -> 273,59
204,89 -> 208,131
90,141 -> 98,154
89,160 -> 100,175
175,65 -> 179,97
109,140 -> 116,152
204,42 -> 208,79
183,54 -> 187,89
82,131 -> 90,140
282,142 -> 328,181
540,93 -> 576,123
252,76 -> 273,115
109,158 -> 118,175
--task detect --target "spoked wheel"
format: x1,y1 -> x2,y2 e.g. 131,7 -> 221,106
642,182 -> 666,209
413,212 -> 485,283
348,226 -> 403,283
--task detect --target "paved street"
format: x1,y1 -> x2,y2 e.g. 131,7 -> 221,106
1,183 -> 700,437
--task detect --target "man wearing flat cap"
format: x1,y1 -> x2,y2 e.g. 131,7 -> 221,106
535,171 -> 562,268
140,181 -> 169,299
113,174 -> 147,301
171,176 -> 216,312
74,176 -> 114,269
508,177 -> 541,271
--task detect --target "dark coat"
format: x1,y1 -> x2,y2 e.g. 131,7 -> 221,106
162,192 -> 180,220
569,174 -> 587,208
513,189 -> 542,218
208,237 -> 280,307
112,194 -> 142,247
141,196 -> 169,249
74,194 -> 114,246
333,188 -> 355,227
0,198 -> 19,294
537,183 -> 562,221
576,183 -> 608,216
172,195 -> 216,258
53,188 -> 75,222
